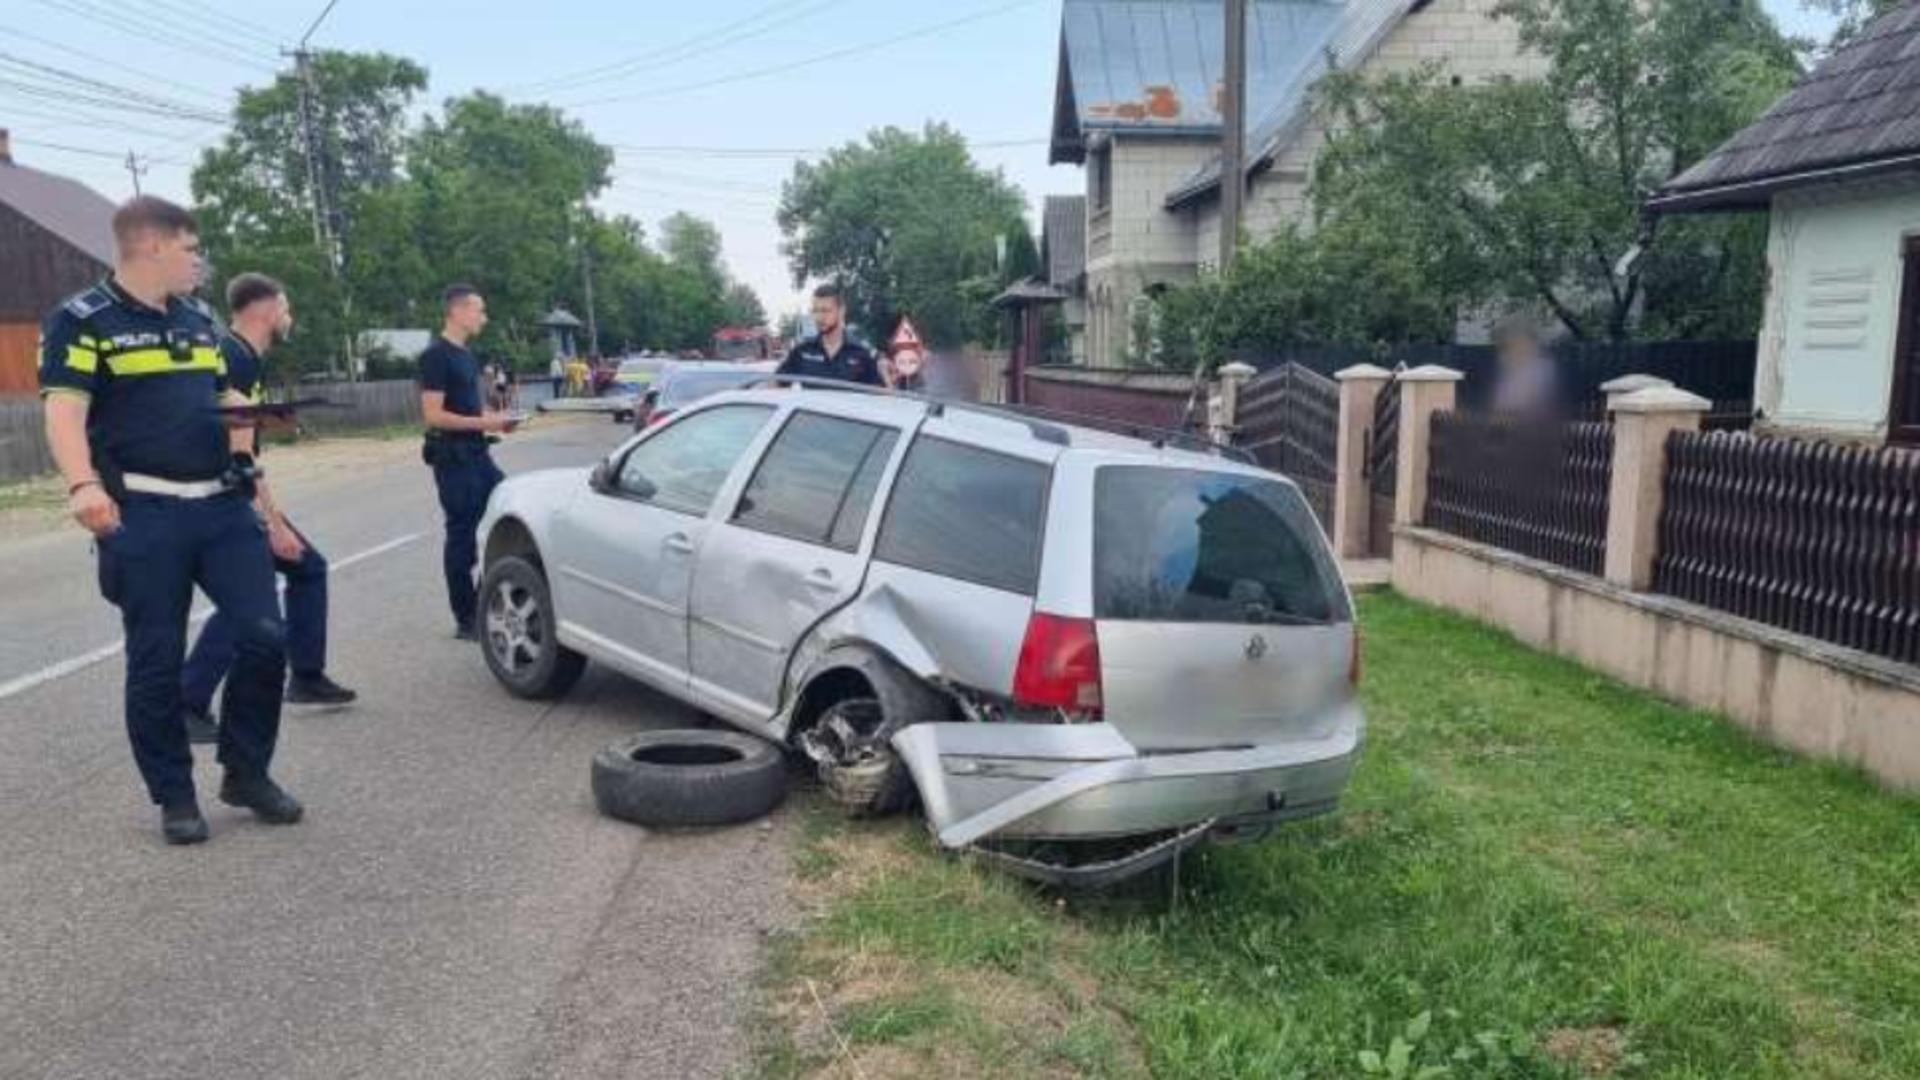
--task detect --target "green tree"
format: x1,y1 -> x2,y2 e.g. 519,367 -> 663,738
721,283 -> 766,330
1307,0 -> 1798,341
777,123 -> 1028,347
191,51 -> 427,377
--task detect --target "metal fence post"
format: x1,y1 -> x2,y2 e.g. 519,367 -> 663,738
1393,365 -> 1464,527
1333,364 -> 1392,557
1605,385 -> 1710,590
1210,361 -> 1257,446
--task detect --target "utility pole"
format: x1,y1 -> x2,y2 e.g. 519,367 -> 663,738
123,150 -> 147,195
582,245 -> 600,358
288,48 -> 331,256
1219,0 -> 1248,272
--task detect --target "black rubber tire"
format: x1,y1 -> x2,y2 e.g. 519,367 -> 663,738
479,555 -> 587,701
592,729 -> 788,828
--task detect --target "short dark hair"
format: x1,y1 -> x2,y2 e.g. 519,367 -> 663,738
225,272 -> 284,315
811,283 -> 843,305
443,283 -> 481,311
112,196 -> 196,251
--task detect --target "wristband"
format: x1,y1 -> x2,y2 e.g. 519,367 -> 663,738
68,479 -> 102,496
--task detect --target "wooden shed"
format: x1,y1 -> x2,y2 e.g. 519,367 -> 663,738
0,130 -> 118,396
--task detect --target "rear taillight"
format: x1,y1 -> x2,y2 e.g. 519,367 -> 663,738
1349,626 -> 1364,688
1013,612 -> 1103,717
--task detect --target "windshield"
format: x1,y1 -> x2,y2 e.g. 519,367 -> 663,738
660,370 -> 757,407
1094,466 -> 1349,626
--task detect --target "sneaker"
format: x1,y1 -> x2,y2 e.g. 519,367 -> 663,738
161,801 -> 209,845
286,673 -> 358,707
218,772 -> 304,825
454,622 -> 479,642
182,705 -> 219,745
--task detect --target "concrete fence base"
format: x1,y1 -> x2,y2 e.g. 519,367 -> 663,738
1393,524 -> 1920,790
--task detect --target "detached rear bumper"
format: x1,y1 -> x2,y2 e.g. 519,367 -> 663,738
891,704 -> 1363,850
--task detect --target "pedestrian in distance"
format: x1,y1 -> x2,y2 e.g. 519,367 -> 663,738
39,196 -> 302,845
548,354 -> 564,400
180,273 -> 358,747
419,284 -> 519,640
776,283 -> 883,387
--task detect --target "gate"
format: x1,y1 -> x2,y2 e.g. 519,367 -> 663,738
1360,376 -> 1401,557
1235,363 -> 1339,527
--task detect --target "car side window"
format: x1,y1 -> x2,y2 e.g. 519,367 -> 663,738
733,412 -> 899,550
874,437 -> 1050,595
616,404 -> 774,516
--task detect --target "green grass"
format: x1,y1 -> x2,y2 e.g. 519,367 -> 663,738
756,591 -> 1920,1079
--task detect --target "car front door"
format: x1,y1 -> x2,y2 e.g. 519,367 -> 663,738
688,410 -> 905,725
550,404 -> 775,693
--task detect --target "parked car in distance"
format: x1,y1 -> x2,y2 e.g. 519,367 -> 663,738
477,381 -> 1362,886
634,361 -> 778,430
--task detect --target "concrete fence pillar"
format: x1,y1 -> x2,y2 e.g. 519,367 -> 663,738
1604,385 -> 1711,590
1208,361 -> 1258,446
1393,365 -> 1464,527
1600,373 -> 1674,415
1332,364 -> 1393,558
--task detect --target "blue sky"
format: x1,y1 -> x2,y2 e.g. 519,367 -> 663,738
4,0 -> 1836,324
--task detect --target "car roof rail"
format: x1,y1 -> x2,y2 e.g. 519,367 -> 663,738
738,376 -> 1252,462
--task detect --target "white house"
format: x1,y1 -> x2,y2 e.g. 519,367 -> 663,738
1048,0 -> 1544,367
1649,1 -> 1920,445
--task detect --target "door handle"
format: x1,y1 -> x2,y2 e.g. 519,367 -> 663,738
663,534 -> 694,555
803,568 -> 837,591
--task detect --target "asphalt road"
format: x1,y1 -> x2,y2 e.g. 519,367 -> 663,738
0,417 -> 795,1080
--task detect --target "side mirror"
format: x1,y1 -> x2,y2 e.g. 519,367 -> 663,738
588,459 -> 614,494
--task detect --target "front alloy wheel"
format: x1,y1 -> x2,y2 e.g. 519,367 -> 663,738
479,555 -> 586,700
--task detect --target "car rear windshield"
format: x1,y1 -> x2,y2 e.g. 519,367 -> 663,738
1094,466 -> 1349,625
875,437 -> 1050,595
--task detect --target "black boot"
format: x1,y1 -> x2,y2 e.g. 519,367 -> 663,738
182,705 -> 219,745
218,772 -> 304,825
286,672 -> 358,707
161,801 -> 209,845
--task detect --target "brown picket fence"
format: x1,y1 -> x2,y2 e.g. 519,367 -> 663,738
1426,412 -> 1613,575
1653,431 -> 1920,664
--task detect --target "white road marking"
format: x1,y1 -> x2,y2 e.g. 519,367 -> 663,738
0,531 -> 424,702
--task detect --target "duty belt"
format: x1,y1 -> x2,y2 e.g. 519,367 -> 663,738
122,473 -> 231,499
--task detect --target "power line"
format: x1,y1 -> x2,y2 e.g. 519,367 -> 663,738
13,134 -> 190,166
564,0 -> 1043,109
0,22 -> 237,103
0,51 -> 230,121
606,137 -> 1048,157
103,0 -> 283,57
26,0 -> 279,72
0,76 -> 229,125
165,0 -> 288,45
515,0 -> 851,98
297,0 -> 341,47
0,99 -> 214,143
508,0 -> 806,95
131,0 -> 285,48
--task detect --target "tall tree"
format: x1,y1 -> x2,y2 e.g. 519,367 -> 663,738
721,283 -> 766,330
777,124 -> 1028,347
659,212 -> 728,295
1308,0 -> 1799,341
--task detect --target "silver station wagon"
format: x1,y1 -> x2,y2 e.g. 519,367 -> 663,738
477,381 -> 1363,885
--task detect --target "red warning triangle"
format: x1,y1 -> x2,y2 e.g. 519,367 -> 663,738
890,317 -> 924,351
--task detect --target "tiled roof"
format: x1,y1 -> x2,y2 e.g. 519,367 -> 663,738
1652,1 -> 1920,211
0,156 -> 116,265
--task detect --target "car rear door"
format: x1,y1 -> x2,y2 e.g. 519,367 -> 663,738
1081,462 -> 1356,751
687,409 -> 907,724
549,403 -> 775,692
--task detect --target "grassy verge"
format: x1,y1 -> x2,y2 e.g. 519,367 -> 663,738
753,591 -> 1920,1079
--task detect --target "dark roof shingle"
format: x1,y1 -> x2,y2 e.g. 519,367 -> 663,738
1653,1 -> 1920,211
0,157 -> 117,265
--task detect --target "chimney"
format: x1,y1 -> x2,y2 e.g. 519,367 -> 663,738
0,128 -> 11,165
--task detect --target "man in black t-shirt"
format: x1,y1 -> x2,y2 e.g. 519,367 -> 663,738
419,284 -> 518,638
777,283 -> 884,387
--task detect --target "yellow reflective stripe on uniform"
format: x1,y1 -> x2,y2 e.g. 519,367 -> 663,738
65,344 -> 99,373
103,347 -> 224,376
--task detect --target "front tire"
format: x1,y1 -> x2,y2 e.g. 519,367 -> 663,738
480,555 -> 586,700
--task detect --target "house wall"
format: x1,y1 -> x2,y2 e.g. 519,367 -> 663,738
1085,136 -> 1215,367
1194,0 -> 1548,262
0,201 -> 108,395
1755,176 -> 1920,442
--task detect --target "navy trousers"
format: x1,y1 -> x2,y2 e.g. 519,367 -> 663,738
432,449 -> 504,628
96,492 -> 285,806
181,518 -> 327,712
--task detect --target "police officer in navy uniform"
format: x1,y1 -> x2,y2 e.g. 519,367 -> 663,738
39,197 -> 301,845
418,283 -> 519,639
179,273 -> 357,745
776,283 -> 885,386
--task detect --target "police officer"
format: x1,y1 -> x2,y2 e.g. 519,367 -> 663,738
418,283 -> 518,639
39,196 -> 300,845
179,273 -> 357,745
777,283 -> 885,386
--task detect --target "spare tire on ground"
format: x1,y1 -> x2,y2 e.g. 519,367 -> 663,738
591,729 -> 788,828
